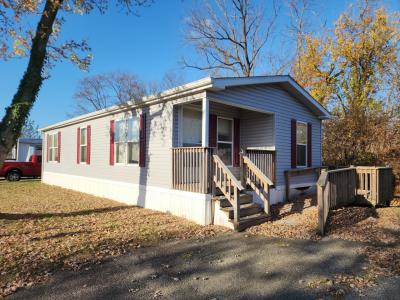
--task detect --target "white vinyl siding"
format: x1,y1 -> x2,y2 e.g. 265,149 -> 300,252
43,83 -> 322,191
43,101 -> 174,188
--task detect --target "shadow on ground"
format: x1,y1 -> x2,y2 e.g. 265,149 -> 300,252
270,195 -> 317,221
0,206 -> 134,220
10,233 -> 371,300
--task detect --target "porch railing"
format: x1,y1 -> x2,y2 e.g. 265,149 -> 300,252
241,155 -> 274,214
172,147 -> 213,193
245,149 -> 276,184
317,166 -> 394,235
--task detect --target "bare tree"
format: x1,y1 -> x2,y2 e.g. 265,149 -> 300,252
183,0 -> 278,77
72,72 -> 146,115
72,70 -> 186,115
20,118 -> 41,139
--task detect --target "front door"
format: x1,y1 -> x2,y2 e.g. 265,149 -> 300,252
217,117 -> 233,166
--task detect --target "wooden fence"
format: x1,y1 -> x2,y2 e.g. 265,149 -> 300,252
245,149 -> 276,184
172,147 -> 213,193
317,166 -> 393,235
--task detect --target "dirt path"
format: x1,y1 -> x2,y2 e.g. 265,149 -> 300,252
9,233 -> 389,300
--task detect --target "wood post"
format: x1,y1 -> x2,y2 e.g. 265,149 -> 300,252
201,97 -> 209,147
317,170 -> 328,236
234,187 -> 240,225
240,153 -> 246,188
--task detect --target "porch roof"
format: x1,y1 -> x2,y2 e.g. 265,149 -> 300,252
40,75 -> 330,132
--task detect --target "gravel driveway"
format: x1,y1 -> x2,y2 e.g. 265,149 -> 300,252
10,232 -> 399,300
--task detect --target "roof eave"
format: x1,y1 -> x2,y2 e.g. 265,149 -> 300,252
39,77 -> 214,132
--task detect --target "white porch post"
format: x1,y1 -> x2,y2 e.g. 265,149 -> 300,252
202,97 -> 209,147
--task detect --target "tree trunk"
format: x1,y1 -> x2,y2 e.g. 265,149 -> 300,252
0,0 -> 62,166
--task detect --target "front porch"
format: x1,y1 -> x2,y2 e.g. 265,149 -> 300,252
171,98 -> 276,193
171,98 -> 277,231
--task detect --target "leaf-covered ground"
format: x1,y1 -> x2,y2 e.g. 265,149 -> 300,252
0,181 -> 228,296
247,195 -> 320,240
247,194 -> 400,296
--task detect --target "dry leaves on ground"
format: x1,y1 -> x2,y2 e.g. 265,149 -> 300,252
247,195 -> 320,240
0,181 -> 228,296
328,204 -> 400,278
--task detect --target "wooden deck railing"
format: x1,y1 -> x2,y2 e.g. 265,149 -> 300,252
317,167 -> 357,235
356,166 -> 393,206
245,149 -> 276,184
172,147 -> 213,193
241,155 -> 274,214
317,166 -> 394,235
212,155 -> 245,225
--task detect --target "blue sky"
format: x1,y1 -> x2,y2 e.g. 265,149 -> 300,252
0,0 -> 399,128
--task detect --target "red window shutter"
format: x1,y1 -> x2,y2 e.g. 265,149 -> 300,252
291,119 -> 297,168
209,114 -> 217,148
87,125 -> 91,165
77,127 -> 80,164
46,134 -> 49,162
109,120 -> 115,166
233,118 -> 240,167
139,113 -> 146,167
307,123 -> 312,167
57,131 -> 61,163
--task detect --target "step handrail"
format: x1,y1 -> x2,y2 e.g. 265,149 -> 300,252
212,155 -> 245,191
212,154 -> 244,228
242,156 -> 274,186
241,155 -> 274,214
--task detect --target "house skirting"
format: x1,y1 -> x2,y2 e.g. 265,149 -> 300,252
42,171 -> 212,225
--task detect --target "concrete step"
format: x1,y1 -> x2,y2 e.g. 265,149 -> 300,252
221,203 -> 264,219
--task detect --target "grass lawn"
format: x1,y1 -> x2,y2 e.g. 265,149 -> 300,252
0,181 -> 228,296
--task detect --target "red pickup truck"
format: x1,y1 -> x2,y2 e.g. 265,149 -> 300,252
0,154 -> 42,181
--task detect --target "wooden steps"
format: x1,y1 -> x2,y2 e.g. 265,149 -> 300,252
214,193 -> 252,207
211,153 -> 273,232
220,202 -> 263,218
213,190 -> 269,232
232,213 -> 270,232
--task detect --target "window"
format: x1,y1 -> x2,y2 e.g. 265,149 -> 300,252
296,122 -> 307,167
181,108 -> 202,147
80,127 -> 87,163
48,134 -> 58,162
115,117 -> 139,164
217,117 -> 233,165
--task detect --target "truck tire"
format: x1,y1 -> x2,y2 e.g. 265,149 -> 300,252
7,170 -> 21,182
